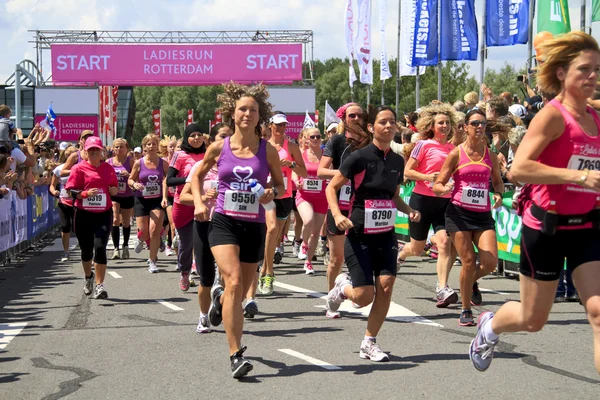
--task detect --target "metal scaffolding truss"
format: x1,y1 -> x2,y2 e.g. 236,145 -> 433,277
30,30 -> 315,83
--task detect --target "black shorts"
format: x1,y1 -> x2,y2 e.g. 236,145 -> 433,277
194,221 -> 215,287
58,202 -> 74,233
292,190 -> 298,212
520,225 -> 600,281
134,197 -> 163,217
408,193 -> 450,241
111,196 -> 134,210
326,209 -> 350,237
73,208 -> 112,264
344,231 -> 398,287
275,198 -> 294,220
167,196 -> 174,207
208,212 -> 266,264
445,203 -> 496,233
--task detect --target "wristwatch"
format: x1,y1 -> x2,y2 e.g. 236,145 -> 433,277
576,168 -> 590,186
290,161 -> 297,169
272,187 -> 279,199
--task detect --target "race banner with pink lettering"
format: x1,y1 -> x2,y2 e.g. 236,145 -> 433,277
286,114 -> 314,140
51,44 -> 303,86
34,115 -> 99,142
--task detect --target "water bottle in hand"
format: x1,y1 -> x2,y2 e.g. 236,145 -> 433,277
249,179 -> 275,211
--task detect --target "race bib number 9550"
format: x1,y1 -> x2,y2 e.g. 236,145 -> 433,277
224,190 -> 259,219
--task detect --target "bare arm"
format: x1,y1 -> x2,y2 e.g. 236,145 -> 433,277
128,160 -> 142,190
325,171 -> 348,219
288,142 -> 307,178
432,148 -> 459,196
404,157 -> 437,182
317,155 -> 337,180
489,151 -> 505,208
392,185 -> 420,221
60,152 -> 79,177
266,142 -> 286,198
193,142 -> 221,213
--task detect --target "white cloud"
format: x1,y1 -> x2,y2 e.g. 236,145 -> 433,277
0,0 -> 596,85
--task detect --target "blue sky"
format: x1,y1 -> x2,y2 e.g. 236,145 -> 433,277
0,0 -> 597,83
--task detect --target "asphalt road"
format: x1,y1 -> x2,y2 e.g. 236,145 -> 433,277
0,232 -> 598,400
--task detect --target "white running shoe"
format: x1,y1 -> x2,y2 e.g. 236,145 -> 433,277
304,261 -> 315,275
359,339 -> 389,362
325,310 -> 341,319
148,259 -> 159,273
298,244 -> 308,260
61,252 -> 70,262
196,315 -> 211,333
111,248 -> 120,260
134,239 -> 144,254
326,273 -> 351,312
121,247 -> 130,259
165,246 -> 174,256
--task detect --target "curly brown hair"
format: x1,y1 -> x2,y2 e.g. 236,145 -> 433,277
415,103 -> 459,140
217,81 -> 273,136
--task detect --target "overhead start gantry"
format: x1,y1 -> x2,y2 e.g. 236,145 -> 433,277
29,30 -> 315,85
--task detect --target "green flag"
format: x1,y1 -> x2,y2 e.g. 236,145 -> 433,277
537,0 -> 571,35
593,0 -> 600,23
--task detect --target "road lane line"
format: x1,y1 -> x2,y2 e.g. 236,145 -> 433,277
156,300 -> 184,311
108,271 -> 123,279
479,288 -> 510,296
274,281 -> 442,327
0,322 -> 28,350
278,349 -> 341,370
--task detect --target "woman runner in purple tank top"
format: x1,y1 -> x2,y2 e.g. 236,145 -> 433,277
128,134 -> 168,273
191,82 -> 285,379
108,138 -> 135,260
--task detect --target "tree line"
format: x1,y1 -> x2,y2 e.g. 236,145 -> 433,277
131,58 -> 527,144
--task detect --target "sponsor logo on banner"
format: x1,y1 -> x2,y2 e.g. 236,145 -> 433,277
12,192 -> 28,245
400,0 -> 425,76
355,0 -> 373,84
441,0 -> 478,60
487,0 -> 529,46
0,197 -> 11,252
284,114 -> 314,140
34,115 -> 98,142
51,44 -> 303,85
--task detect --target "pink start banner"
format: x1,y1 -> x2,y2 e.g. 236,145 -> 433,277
34,115 -> 98,142
51,44 -> 303,86
285,114 -> 314,140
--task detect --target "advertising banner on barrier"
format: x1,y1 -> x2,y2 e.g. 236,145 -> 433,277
0,197 -> 12,253
395,187 -> 522,263
51,44 -> 303,86
28,186 -> 51,239
12,192 -> 28,246
34,115 -> 99,142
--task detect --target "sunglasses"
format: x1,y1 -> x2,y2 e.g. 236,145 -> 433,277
308,135 -> 321,140
468,121 -> 487,127
347,113 -> 363,119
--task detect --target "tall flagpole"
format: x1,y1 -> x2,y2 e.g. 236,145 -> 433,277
479,0 -> 487,99
395,0 -> 401,116
527,0 -> 535,83
437,0 -> 442,101
416,74 -> 420,110
581,0 -> 587,31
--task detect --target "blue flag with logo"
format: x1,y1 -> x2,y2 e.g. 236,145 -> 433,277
411,0 -> 438,67
487,0 -> 529,46
45,103 -> 57,132
440,0 -> 478,60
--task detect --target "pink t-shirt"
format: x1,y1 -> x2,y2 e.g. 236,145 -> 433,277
186,160 -> 219,220
410,139 -> 455,198
170,151 -> 205,204
65,160 -> 118,213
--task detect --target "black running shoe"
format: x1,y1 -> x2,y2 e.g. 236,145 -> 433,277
459,309 -> 476,326
208,284 -> 224,327
230,346 -> 253,379
471,282 -> 483,306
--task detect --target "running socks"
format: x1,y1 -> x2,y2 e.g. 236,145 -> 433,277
483,319 -> 499,342
111,226 -> 120,250
123,226 -> 131,246
364,335 -> 376,342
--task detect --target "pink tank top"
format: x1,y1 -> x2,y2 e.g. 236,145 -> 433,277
298,149 -> 326,199
451,144 -> 492,212
277,140 -> 294,199
523,99 -> 600,230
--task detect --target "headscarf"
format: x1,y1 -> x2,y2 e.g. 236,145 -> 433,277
181,123 -> 205,155
336,102 -> 359,120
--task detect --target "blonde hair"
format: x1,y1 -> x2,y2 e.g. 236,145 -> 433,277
217,81 -> 273,136
301,127 -> 320,140
112,138 -> 128,150
141,133 -> 160,149
158,135 -> 176,158
464,91 -> 478,105
537,31 -> 600,94
415,103 -> 459,140
59,146 -> 77,164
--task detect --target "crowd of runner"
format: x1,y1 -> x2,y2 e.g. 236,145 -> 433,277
21,31 -> 600,379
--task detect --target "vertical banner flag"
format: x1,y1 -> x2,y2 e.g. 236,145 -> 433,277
379,0 -> 392,80
315,110 -> 319,126
303,110 -> 316,129
152,109 -> 161,136
100,86 -> 111,143
345,0 -> 359,86
440,0 -> 478,60
412,0 -> 439,67
400,0 -> 426,76
111,86 -> 118,142
487,0 -> 529,46
211,109 -> 223,128
186,109 -> 194,126
593,0 -> 600,22
324,101 -> 341,127
355,0 -> 374,84
537,0 -> 571,36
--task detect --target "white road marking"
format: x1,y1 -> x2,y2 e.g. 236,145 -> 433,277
278,349 -> 341,370
273,281 -> 443,328
479,288 -> 511,296
108,271 -> 123,279
0,322 -> 28,351
156,300 -> 184,311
